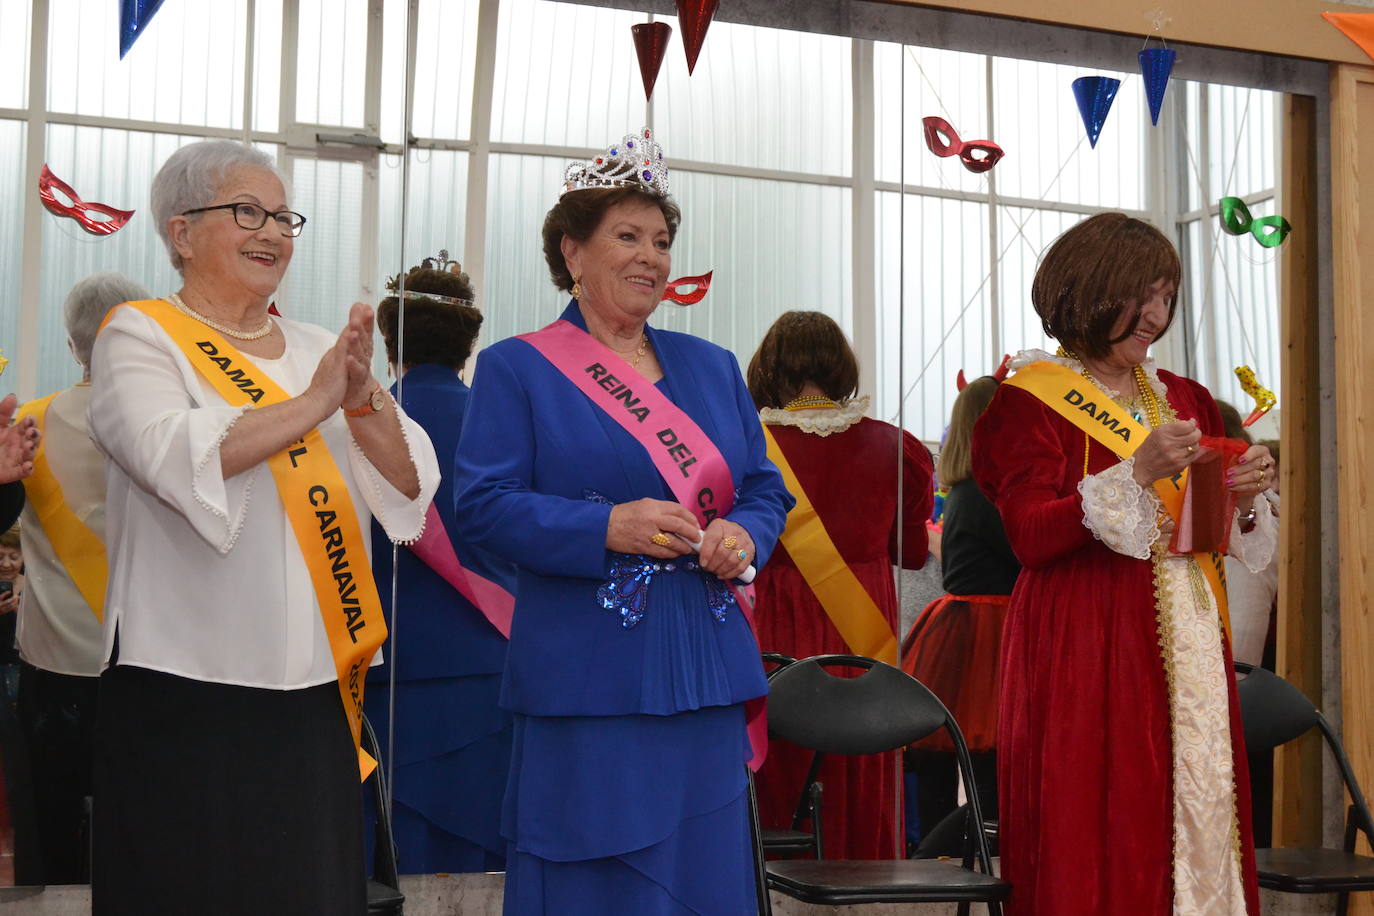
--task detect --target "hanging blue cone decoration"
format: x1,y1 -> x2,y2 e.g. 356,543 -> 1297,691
1072,76 -> 1121,148
1138,48 -> 1176,126
120,0 -> 168,58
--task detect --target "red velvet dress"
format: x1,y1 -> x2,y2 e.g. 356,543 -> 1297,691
754,409 -> 933,860
972,365 -> 1263,916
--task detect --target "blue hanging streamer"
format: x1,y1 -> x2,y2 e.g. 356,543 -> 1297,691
120,0 -> 168,59
1139,48 -> 1177,126
1071,76 -> 1122,149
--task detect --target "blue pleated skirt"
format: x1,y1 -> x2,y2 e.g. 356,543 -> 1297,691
501,703 -> 756,915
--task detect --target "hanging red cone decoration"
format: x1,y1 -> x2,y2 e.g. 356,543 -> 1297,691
631,22 -> 673,101
676,0 -> 721,75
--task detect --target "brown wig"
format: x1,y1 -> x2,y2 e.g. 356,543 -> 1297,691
542,187 -> 682,292
1031,212 -> 1182,361
0,524 -> 19,551
746,311 -> 860,410
937,376 -> 1000,487
1215,400 -> 1253,445
377,265 -> 483,370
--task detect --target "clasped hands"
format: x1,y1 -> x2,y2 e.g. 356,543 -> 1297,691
306,303 -> 382,421
607,498 -> 754,580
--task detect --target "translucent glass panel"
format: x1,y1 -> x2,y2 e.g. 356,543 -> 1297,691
875,193 -> 990,443
481,154 -> 849,362
253,0 -> 284,133
296,0 -> 369,128
412,0 -> 480,140
47,0 -> 246,129
994,206 -> 1082,355
282,157 -> 366,331
492,0 -> 643,149
651,171 -> 850,358
874,43 -> 989,192
0,122 -> 24,392
1207,85 -> 1275,202
0,3 -> 29,109
380,0 -> 412,145
992,58 -> 1146,210
657,21 -> 852,176
37,126 -> 195,395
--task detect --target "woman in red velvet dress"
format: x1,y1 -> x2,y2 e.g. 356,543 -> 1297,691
747,311 -> 933,860
973,213 -> 1277,915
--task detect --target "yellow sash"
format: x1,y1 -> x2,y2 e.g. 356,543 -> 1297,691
763,425 -> 897,664
1004,360 -> 1231,638
15,392 -> 108,622
105,300 -> 386,780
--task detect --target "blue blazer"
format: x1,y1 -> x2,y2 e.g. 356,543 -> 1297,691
452,303 -> 792,717
369,363 -> 515,683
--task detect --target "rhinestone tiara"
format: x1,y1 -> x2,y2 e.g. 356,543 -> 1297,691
562,128 -> 669,198
385,249 -> 474,307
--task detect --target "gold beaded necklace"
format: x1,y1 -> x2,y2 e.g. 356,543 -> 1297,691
784,395 -> 842,411
1060,348 -> 1163,478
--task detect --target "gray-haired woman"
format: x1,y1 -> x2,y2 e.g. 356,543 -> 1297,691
88,140 -> 440,915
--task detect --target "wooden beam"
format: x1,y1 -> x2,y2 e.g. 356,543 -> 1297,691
1332,61 -> 1374,914
1273,92 -> 1324,849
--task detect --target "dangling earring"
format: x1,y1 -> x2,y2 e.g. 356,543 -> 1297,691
572,274 -> 582,300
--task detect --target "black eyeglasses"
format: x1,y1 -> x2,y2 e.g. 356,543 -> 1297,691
182,202 -> 308,237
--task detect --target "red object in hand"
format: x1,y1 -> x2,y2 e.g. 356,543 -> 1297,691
1169,435 -> 1248,555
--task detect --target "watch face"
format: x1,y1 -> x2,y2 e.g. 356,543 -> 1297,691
370,388 -> 386,411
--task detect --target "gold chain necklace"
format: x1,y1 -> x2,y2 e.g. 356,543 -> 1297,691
1061,347 -> 1163,477
608,334 -> 648,368
784,395 -> 841,411
167,292 -> 274,341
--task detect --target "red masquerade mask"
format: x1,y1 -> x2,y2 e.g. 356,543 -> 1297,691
38,165 -> 135,235
661,271 -> 713,305
922,117 -> 1005,174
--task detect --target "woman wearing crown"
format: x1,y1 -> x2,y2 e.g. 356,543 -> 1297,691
973,213 -> 1276,915
453,129 -> 793,914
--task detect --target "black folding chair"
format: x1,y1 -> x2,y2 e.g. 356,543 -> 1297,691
1235,662 -> 1374,915
360,714 -> 405,916
756,653 -> 827,860
752,654 -> 1009,914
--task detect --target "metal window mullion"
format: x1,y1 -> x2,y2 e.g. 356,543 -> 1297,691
1198,88 -> 1221,392
356,0 -> 385,302
851,37 -> 877,406
985,53 -> 1000,370
17,0 -> 51,402
243,0 -> 256,138
462,0 -> 500,376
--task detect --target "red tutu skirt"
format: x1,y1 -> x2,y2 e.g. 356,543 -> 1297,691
901,594 -> 1009,753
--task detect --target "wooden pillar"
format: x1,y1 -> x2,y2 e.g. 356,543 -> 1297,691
1331,63 -> 1374,914
1273,92 -> 1324,849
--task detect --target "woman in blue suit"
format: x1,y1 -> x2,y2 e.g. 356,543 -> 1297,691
367,257 -> 515,873
453,129 -> 793,915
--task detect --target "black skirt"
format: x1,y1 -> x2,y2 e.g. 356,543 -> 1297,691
92,665 -> 366,916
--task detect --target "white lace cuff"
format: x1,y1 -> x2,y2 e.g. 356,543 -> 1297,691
1078,457 -> 1160,560
1230,494 -> 1277,573
187,403 -> 258,555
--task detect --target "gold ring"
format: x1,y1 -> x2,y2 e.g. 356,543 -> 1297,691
722,535 -> 738,549
650,532 -> 672,548
1186,445 -> 1197,454
737,549 -> 748,560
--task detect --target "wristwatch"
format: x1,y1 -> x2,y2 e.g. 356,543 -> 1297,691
344,386 -> 387,418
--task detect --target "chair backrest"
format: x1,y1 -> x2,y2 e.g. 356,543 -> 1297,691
1234,663 -> 1321,751
767,654 -> 949,755
1234,663 -> 1374,845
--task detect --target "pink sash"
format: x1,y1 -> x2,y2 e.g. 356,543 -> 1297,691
409,504 -> 515,638
519,318 -> 769,770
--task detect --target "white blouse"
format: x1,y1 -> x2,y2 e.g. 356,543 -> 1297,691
88,305 -> 440,690
17,385 -> 106,677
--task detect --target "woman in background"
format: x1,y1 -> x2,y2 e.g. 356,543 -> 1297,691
748,310 -> 933,860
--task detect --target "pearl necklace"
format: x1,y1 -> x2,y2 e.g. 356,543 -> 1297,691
168,293 -> 274,341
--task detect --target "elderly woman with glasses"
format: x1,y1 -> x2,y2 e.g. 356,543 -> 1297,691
87,139 -> 440,916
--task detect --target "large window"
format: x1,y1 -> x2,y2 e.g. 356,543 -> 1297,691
3,0 -> 1280,445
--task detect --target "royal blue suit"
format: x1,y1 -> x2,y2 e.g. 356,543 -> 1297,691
453,302 -> 792,915
366,363 -> 516,874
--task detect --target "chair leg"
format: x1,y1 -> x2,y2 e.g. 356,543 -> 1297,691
956,902 -> 969,916
748,772 -> 774,916
1337,890 -> 1349,916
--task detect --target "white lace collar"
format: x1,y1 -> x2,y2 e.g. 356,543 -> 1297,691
1008,348 -> 1169,403
760,395 -> 869,437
